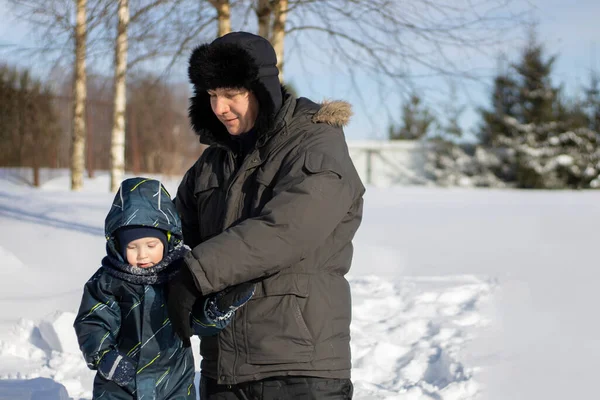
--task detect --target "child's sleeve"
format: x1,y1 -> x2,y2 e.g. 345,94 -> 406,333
190,296 -> 231,337
73,269 -> 122,370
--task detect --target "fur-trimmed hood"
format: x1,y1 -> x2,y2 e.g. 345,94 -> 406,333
311,100 -> 353,128
190,91 -> 354,148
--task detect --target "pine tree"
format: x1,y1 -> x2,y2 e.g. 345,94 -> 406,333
440,83 -> 465,140
389,94 -> 436,140
478,70 -> 519,145
509,38 -> 599,188
584,71 -> 600,133
513,39 -> 558,128
478,33 -> 600,189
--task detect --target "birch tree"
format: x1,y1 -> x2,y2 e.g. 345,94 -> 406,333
255,0 -> 271,39
209,0 -> 232,37
270,0 -> 287,82
244,0 -> 529,103
72,0 -> 88,190
110,0 -> 129,193
6,0 -> 215,191
107,0 -> 214,192
6,0 -> 112,190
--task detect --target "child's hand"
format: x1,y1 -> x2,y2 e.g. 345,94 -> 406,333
207,282 -> 256,321
98,350 -> 136,387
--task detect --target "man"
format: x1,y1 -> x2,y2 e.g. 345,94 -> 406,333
167,31 -> 365,399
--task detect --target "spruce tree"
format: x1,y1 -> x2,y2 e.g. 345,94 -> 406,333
513,39 -> 558,128
478,33 -> 600,188
584,71 -> 600,133
478,71 -> 519,145
440,83 -> 465,140
510,38 -> 599,188
389,94 -> 436,140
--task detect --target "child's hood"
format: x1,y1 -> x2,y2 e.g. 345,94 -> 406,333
105,177 -> 182,258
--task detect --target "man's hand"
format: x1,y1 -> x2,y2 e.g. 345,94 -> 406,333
166,265 -> 203,347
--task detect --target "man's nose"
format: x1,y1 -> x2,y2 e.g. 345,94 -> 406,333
213,96 -> 229,115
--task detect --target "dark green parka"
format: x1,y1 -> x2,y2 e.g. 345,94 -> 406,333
177,92 -> 365,384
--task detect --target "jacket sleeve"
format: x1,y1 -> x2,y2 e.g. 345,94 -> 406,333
73,269 -> 122,370
184,145 -> 360,295
176,161 -> 202,248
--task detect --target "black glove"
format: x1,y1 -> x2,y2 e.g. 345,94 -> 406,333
166,264 -> 202,347
98,350 -> 136,387
206,283 -> 256,321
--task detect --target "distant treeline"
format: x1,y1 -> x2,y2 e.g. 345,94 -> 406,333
0,65 -> 204,185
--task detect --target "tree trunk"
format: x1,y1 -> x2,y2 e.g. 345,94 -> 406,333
110,0 -> 129,193
271,0 -> 287,82
256,0 -> 271,39
130,105 -> 141,175
209,0 -> 231,37
32,151 -> 40,187
86,101 -> 94,178
71,0 -> 87,191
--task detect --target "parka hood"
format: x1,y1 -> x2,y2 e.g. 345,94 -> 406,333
103,178 -> 185,283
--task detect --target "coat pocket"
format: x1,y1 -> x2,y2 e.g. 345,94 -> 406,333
251,166 -> 278,215
245,273 -> 314,364
193,171 -> 220,194
193,172 -> 223,241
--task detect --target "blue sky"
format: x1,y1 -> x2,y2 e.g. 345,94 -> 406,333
1,0 -> 599,141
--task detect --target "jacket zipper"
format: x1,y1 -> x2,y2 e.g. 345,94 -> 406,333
222,148 -> 258,383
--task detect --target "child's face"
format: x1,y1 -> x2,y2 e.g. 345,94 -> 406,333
125,237 -> 164,268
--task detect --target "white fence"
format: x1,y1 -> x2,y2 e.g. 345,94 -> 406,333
2,141 -> 432,188
347,140 -> 431,187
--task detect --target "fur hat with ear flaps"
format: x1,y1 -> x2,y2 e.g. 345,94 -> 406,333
188,32 -> 283,146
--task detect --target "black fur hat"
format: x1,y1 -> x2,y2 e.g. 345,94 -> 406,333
188,32 -> 283,145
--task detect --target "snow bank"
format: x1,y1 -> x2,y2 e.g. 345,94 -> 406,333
0,312 -> 94,399
0,276 -> 492,400
349,275 -> 492,400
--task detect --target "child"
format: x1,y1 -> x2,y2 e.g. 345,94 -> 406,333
74,177 -> 254,399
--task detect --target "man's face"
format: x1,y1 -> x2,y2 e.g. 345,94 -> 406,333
208,87 -> 259,135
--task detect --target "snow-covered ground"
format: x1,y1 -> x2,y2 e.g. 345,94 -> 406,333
0,169 -> 598,399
